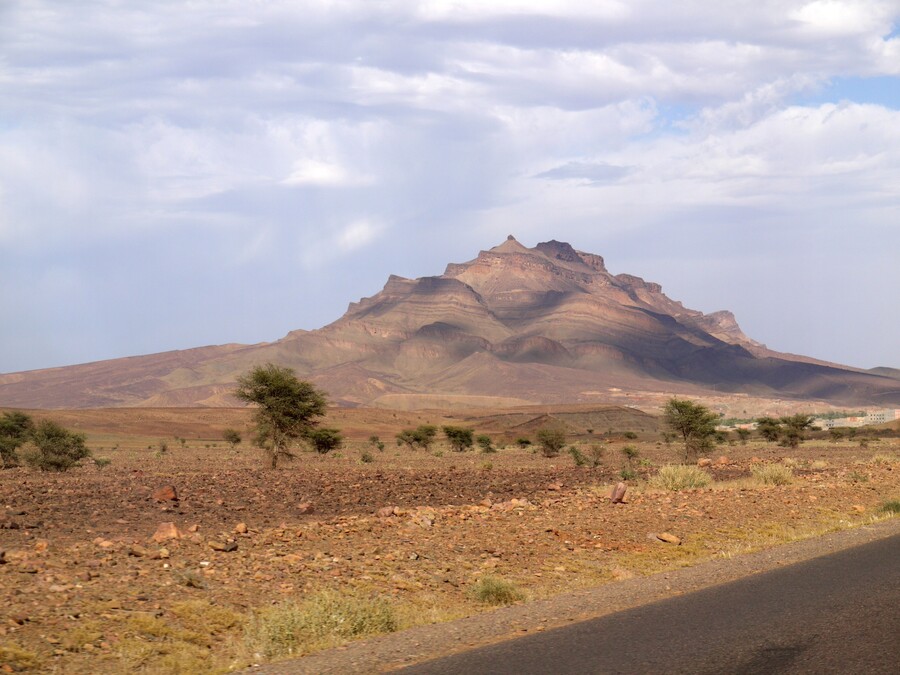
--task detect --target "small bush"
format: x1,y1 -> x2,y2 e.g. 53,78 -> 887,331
536,427 -> 566,458
848,471 -> 869,483
360,450 -> 374,464
308,428 -> 343,454
479,461 -> 493,471
623,431 -> 638,440
650,464 -> 712,491
245,590 -> 397,660
476,434 -> 495,453
879,500 -> 900,515
870,454 -> 895,466
751,463 -> 793,486
515,438 -> 532,448
587,445 -> 604,468
619,468 -> 637,481
569,446 -> 586,466
470,576 -> 523,606
93,457 -> 112,469
809,460 -> 829,470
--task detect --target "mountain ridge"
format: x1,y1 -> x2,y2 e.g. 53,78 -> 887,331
1,236 -> 898,409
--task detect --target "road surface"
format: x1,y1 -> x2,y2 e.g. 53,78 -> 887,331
397,533 -> 900,674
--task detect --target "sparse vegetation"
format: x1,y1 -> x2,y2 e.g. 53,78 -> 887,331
751,463 -> 793,485
735,428 -> 751,445
650,464 -> 712,491
879,500 -> 900,515
470,576 -> 524,606
369,435 -> 385,451
515,437 -> 532,448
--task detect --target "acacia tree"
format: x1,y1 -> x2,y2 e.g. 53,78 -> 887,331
442,426 -> 474,452
778,414 -> 815,448
233,363 -> 328,468
663,398 -> 718,461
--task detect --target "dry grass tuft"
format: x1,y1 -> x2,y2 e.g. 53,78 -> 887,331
470,576 -> 525,606
244,590 -> 397,661
751,463 -> 793,485
650,464 -> 712,491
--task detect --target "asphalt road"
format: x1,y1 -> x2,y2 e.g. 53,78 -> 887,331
397,533 -> 900,674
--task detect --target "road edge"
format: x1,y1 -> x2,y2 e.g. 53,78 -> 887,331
249,516 -> 900,674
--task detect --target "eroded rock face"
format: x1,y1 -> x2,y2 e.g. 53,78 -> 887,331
1,236 -> 897,408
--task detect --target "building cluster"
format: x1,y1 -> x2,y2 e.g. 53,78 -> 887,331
817,409 -> 900,429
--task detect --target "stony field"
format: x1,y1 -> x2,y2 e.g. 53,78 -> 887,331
1,408 -> 898,673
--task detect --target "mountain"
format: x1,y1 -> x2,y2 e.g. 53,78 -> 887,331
2,236 -> 898,409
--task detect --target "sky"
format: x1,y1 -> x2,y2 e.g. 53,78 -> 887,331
1,0 -> 898,374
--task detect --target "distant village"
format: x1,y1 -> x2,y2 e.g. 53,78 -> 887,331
726,409 -> 899,430
815,409 -> 900,429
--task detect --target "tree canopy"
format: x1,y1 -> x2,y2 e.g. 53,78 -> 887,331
442,426 -> 474,452
663,398 -> 718,461
233,363 -> 328,468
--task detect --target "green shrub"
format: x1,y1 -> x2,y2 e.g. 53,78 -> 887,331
879,500 -> 900,515
21,420 -> 91,472
569,446 -> 586,466
359,450 -> 374,464
751,463 -> 793,486
308,428 -> 343,454
476,434 -> 495,453
470,576 -> 523,606
244,590 -> 397,660
536,427 -> 566,458
0,411 -> 33,468
619,468 -> 637,481
650,464 -> 712,491
623,431 -> 638,440
515,437 -> 532,448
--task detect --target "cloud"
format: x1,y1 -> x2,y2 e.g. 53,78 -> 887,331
0,0 -> 899,371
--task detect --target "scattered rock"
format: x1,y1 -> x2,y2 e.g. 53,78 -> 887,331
150,522 -> 182,543
234,522 -> 248,534
297,502 -> 315,515
376,507 -> 396,518
208,540 -> 238,552
547,483 -> 562,492
851,504 -> 865,513
610,482 -> 627,504
151,485 -> 178,502
0,550 -> 6,565
188,524 -> 200,533
656,532 -> 682,545
697,458 -> 712,468
717,456 -> 729,465
128,544 -> 150,558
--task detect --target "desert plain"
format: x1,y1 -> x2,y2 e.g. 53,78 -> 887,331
1,400 -> 898,674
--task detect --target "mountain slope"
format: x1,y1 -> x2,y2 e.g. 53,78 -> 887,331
1,237 -> 898,408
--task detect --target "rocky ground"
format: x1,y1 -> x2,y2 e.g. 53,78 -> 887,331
1,436 -> 898,674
